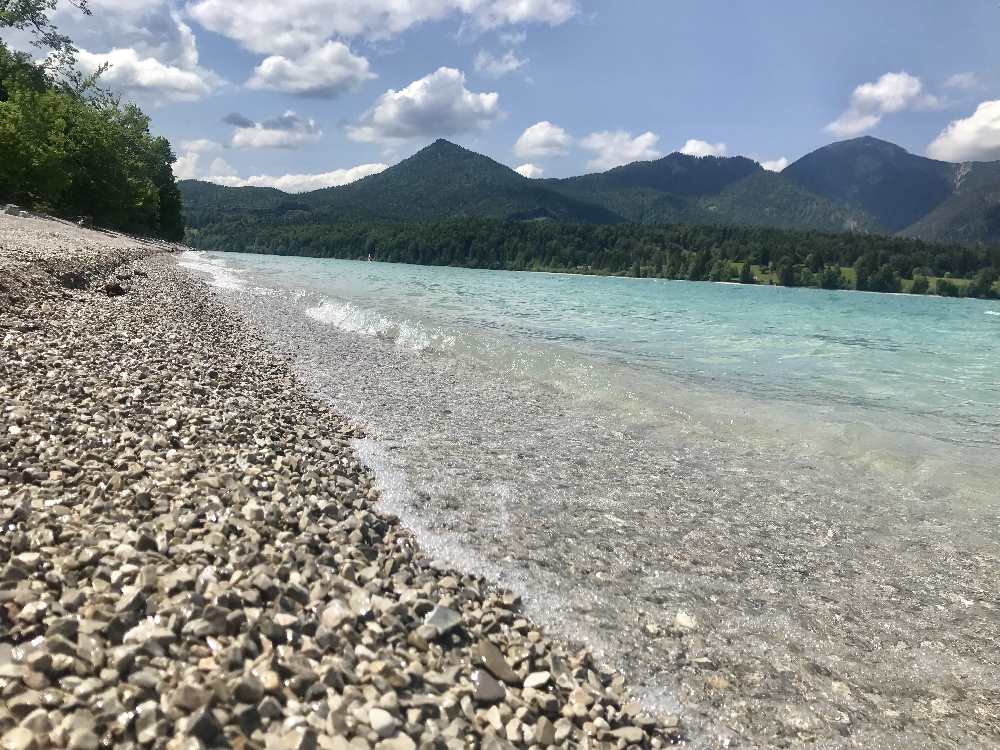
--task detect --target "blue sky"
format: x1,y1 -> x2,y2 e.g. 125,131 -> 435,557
11,0 -> 999,191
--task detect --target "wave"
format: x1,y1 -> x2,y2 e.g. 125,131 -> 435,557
306,300 -> 453,352
986,310 -> 1000,316
178,253 -> 249,291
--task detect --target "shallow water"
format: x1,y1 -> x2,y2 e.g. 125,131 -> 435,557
180,252 -> 1000,748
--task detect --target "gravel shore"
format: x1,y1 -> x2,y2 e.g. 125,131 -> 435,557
0,213 -> 680,749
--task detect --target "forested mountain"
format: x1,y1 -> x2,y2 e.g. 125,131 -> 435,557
542,153 -> 875,232
180,137 -> 1000,245
182,142 -> 874,234
782,137 -> 955,232
783,136 -> 1000,244
183,140 -> 621,228
899,161 -> 1000,244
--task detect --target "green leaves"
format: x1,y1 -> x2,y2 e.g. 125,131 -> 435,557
0,42 -> 184,240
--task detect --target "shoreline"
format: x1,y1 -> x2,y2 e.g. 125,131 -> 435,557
0,213 -> 680,748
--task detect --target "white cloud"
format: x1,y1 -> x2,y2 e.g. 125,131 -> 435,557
579,130 -> 662,170
347,67 -> 501,144
826,71 -> 939,137
248,41 -> 375,97
42,1 -> 224,104
206,156 -> 237,176
206,164 -> 389,192
513,121 -> 572,158
186,0 -> 575,55
679,139 -> 727,157
514,163 -> 543,178
181,138 -> 223,153
927,100 -> 1000,162
945,72 -> 978,90
474,49 -> 527,78
230,111 -> 323,149
760,157 -> 789,172
76,47 -> 220,102
173,151 -> 201,180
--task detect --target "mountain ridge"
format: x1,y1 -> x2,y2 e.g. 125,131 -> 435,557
180,137 -> 1000,245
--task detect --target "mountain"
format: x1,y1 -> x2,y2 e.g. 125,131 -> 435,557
184,140 -> 621,228
781,137 -> 957,230
544,155 -> 876,232
179,137 -> 1000,245
899,161 -> 1000,243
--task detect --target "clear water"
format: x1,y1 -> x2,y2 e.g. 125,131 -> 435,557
180,251 -> 1000,749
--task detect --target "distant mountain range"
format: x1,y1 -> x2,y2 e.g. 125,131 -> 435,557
179,136 -> 1000,245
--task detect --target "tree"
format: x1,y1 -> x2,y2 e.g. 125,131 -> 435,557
966,267 -> 998,298
910,274 -> 929,294
1,0 -> 91,69
936,278 -> 960,297
0,13 -> 184,239
738,261 -> 754,284
686,249 -> 710,280
867,264 -> 901,293
775,255 -> 797,286
818,265 -> 844,290
709,259 -> 729,282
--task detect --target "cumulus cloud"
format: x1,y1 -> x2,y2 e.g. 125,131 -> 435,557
513,121 -> 572,159
44,1 -> 223,104
679,139 -> 728,157
181,138 -> 224,153
76,47 -> 220,103
826,71 -> 940,138
347,67 -> 501,144
173,151 -> 201,180
474,49 -> 527,78
186,0 -> 575,55
205,163 -> 389,192
926,100 -> 1000,162
229,111 -> 323,149
945,72 -> 978,90
172,139 -> 227,180
579,130 -> 662,170
514,163 -> 543,178
760,157 -> 789,172
248,41 -> 375,97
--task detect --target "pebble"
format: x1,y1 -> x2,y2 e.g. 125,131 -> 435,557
0,214 -> 677,750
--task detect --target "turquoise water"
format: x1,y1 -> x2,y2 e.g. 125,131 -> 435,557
181,252 -> 1000,748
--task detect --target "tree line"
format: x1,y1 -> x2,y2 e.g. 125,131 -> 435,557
0,1 -> 183,239
185,217 -> 1000,298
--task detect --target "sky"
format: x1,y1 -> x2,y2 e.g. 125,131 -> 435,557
7,0 -> 999,192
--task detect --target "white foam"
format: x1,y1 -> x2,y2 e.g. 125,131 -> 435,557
178,252 -> 248,291
985,310 -> 1000,316
306,300 -> 452,352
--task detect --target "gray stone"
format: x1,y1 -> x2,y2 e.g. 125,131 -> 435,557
471,670 -> 505,704
423,606 -> 461,635
473,640 -> 519,685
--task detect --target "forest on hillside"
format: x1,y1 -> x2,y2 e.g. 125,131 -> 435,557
186,218 -> 1000,298
0,2 -> 183,239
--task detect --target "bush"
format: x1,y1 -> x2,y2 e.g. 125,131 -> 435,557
910,274 -> 929,294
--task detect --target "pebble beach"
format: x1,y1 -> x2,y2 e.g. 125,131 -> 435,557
0,213 -> 680,750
